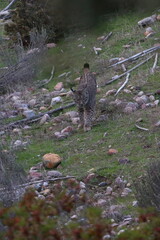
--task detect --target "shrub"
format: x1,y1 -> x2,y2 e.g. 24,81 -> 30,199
134,160 -> 160,211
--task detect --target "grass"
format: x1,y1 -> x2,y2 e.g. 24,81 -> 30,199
2,10 -> 160,183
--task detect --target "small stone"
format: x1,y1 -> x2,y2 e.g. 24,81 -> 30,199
46,42 -> 56,48
121,188 -> 132,197
97,199 -> 107,207
40,106 -> 47,111
36,195 -> 45,200
98,182 -> 108,187
108,149 -> 118,155
115,177 -> 126,188
42,153 -> 61,169
23,110 -> 35,119
85,173 -> 96,182
149,95 -> 155,101
29,171 -> 43,180
106,186 -> 113,195
155,120 -> 160,127
54,82 -> 63,91
47,170 -> 62,178
41,189 -> 50,196
71,117 -> 79,125
79,181 -> 86,189
28,99 -> 36,108
132,200 -> 138,207
61,126 -> 74,135
40,114 -> 50,124
106,89 -> 116,96
123,89 -> 132,94
50,96 -> 62,106
154,100 -> 159,106
12,128 -> 22,135
71,215 -> 78,220
65,111 -> 78,118
118,158 -> 130,164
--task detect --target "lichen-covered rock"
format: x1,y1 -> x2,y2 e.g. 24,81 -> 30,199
42,153 -> 61,169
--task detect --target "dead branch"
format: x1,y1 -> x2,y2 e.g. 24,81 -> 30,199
36,65 -> 55,88
108,45 -> 160,68
150,53 -> 158,74
1,102 -> 75,130
101,32 -> 113,44
2,0 -> 17,11
0,176 -> 76,192
115,73 -> 130,96
104,54 -> 154,85
135,124 -> 149,131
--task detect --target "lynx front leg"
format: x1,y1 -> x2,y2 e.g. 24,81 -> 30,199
78,107 -> 84,129
84,108 -> 94,132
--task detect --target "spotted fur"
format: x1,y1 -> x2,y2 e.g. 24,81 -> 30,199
71,66 -> 97,131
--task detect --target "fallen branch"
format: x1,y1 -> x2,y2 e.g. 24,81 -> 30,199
1,102 -> 75,130
36,65 -> 55,88
104,54 -> 154,85
135,124 -> 149,131
2,0 -> 17,11
108,45 -> 160,68
115,73 -> 130,96
101,32 -> 113,44
150,53 -> 158,74
0,176 -> 76,192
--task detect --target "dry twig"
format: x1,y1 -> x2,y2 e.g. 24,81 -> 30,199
104,54 -> 154,85
115,73 -> 130,96
108,45 -> 160,68
135,124 -> 149,131
150,53 -> 158,74
101,32 -> 113,44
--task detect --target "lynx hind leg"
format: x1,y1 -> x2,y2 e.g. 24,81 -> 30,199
78,107 -> 84,129
84,108 -> 94,132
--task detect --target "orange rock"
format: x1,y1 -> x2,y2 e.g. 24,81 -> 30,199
54,82 -> 63,91
42,153 -> 61,169
157,15 -> 160,21
108,149 -> 118,155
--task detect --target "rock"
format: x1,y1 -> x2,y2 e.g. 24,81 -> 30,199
132,200 -> 138,207
65,111 -> 79,118
135,95 -> 149,105
108,149 -> 118,155
71,117 -> 80,125
98,182 -> 108,187
96,199 -> 107,207
42,153 -> 61,169
46,42 -> 56,48
54,132 -> 68,140
123,106 -> 133,114
39,106 -> 47,111
71,215 -> 78,220
28,99 -> 36,108
29,171 -> 43,180
99,98 -> 108,104
79,181 -> 86,189
118,158 -> 130,164
137,91 -> 144,97
154,100 -> 159,106
40,114 -> 50,124
115,177 -> 126,189
149,95 -> 155,101
85,173 -> 96,183
154,120 -> 160,127
106,186 -> 113,195
47,170 -> 62,178
106,89 -> 116,96
54,82 -> 63,91
50,96 -> 62,106
12,128 -> 22,135
41,88 -> 49,93
103,234 -> 111,239
13,140 -> 27,148
121,188 -> 132,197
41,189 -> 51,196
123,89 -> 132,94
23,110 -> 35,119
36,195 -> 45,200
61,126 -> 74,135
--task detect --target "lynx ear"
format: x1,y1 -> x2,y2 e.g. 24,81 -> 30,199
70,87 -> 76,93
